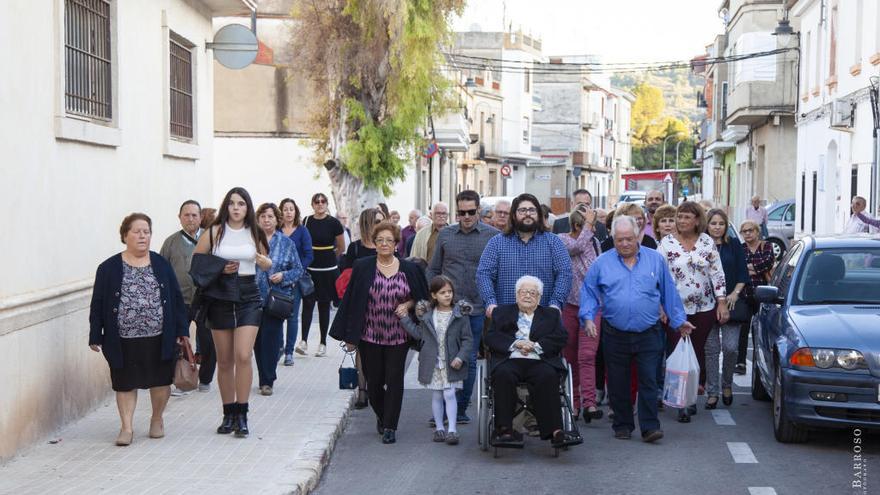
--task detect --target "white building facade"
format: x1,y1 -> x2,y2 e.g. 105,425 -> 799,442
0,0 -> 254,461
791,0 -> 880,236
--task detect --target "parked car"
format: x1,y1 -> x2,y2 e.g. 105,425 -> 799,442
765,199 -> 795,261
616,190 -> 646,207
751,235 -> 880,443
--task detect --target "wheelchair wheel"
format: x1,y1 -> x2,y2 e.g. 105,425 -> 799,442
476,359 -> 490,452
561,363 -> 575,432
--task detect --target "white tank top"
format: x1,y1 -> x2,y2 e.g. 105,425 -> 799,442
213,224 -> 257,275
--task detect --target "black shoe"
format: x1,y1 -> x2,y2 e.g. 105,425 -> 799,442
722,387 -> 733,406
734,363 -> 747,375
677,410 -> 691,423
551,430 -> 583,448
234,403 -> 249,437
377,418 -> 383,435
657,398 -> 665,411
641,429 -> 664,443
705,396 -> 719,410
491,429 -> 524,447
354,390 -> 369,409
613,429 -> 631,440
587,407 -> 604,420
687,405 -> 698,416
216,403 -> 236,434
381,429 -> 396,444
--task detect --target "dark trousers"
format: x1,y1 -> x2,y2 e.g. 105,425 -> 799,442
492,358 -> 562,440
602,321 -> 664,434
301,298 -> 331,345
737,299 -> 757,365
456,314 -> 485,414
665,309 -> 716,386
187,304 -> 216,385
254,313 -> 284,387
359,341 -> 409,431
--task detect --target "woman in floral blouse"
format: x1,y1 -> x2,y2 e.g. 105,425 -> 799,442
657,201 -> 728,423
735,219 -> 776,374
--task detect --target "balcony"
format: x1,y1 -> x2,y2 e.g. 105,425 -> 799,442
725,52 -> 798,126
433,112 -> 469,152
532,94 -> 543,111
581,112 -> 600,130
572,151 -> 611,172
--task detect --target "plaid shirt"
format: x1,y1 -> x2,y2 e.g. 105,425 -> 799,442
426,221 -> 500,311
476,231 -> 572,309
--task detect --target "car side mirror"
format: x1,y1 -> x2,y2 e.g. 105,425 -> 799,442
755,285 -> 781,304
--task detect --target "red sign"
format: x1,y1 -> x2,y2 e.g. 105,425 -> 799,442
500,164 -> 512,177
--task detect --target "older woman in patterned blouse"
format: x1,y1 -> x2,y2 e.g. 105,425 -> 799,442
736,219 -> 776,373
657,201 -> 728,423
89,213 -> 190,446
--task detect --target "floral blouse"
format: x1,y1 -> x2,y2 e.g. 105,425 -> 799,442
743,241 -> 775,298
657,233 -> 727,315
558,227 -> 599,306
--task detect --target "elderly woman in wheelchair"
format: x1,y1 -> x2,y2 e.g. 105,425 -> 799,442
482,275 -> 583,450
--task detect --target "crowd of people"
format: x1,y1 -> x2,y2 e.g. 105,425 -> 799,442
89,184 -> 791,449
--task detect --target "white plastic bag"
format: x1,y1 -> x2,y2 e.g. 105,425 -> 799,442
662,336 -> 701,409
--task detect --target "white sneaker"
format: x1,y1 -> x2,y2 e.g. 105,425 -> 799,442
198,382 -> 211,392
170,386 -> 190,397
295,341 -> 308,356
315,344 -> 327,357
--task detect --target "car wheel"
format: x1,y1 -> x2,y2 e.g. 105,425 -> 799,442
772,364 -> 808,443
768,238 -> 786,261
751,346 -> 770,401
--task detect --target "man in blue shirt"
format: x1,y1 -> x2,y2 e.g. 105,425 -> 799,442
477,193 -> 571,317
579,215 -> 694,443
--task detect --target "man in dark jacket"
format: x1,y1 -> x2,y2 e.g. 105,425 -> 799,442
553,189 -> 608,243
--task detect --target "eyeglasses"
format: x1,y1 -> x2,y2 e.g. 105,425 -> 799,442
494,210 -> 509,216
516,207 -> 538,215
457,209 -> 478,217
375,238 -> 395,245
313,199 -> 327,204
433,212 -> 449,217
517,289 -> 539,297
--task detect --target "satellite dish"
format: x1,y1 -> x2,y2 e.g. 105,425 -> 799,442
209,24 -> 258,70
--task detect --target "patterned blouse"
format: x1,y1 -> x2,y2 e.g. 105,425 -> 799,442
117,262 -> 163,338
558,227 -> 600,307
362,269 -> 412,346
743,241 -> 776,298
657,233 -> 727,315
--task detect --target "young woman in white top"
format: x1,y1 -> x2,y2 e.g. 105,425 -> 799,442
194,187 -> 272,437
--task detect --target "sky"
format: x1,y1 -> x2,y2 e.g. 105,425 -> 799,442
453,0 -> 726,63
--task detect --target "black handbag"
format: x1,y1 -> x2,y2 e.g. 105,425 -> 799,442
298,272 -> 315,297
264,289 -> 295,319
728,298 -> 752,323
338,350 -> 359,389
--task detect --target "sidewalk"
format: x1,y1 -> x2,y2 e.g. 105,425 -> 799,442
0,333 -> 355,495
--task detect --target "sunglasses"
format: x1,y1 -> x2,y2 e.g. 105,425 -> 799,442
457,209 -> 478,217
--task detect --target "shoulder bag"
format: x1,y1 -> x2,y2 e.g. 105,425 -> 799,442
338,348 -> 359,389
265,289 -> 295,319
728,297 -> 752,323
173,341 -> 199,392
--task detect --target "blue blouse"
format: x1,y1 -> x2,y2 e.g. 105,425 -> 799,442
288,225 -> 314,268
258,231 -> 304,300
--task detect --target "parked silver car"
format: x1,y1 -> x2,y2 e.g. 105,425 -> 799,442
766,199 -> 795,260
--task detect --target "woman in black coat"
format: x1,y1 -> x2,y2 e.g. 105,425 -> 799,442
329,222 -> 428,444
89,213 -> 190,446
484,275 -> 581,449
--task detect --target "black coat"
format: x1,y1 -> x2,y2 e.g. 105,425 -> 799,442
88,252 -> 189,369
484,304 -> 568,373
329,256 -> 429,345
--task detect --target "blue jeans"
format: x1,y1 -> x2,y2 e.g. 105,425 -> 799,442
283,288 -> 303,356
602,321 -> 665,434
456,314 -> 485,415
254,313 -> 284,387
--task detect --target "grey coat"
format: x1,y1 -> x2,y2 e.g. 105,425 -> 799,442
401,300 -> 474,385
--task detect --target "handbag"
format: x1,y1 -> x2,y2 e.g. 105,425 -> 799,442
174,341 -> 199,392
298,272 -> 315,297
264,289 -> 295,319
728,297 -> 752,323
338,349 -> 359,390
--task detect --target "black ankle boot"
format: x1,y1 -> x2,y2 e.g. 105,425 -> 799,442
234,402 -> 249,437
217,403 -> 236,434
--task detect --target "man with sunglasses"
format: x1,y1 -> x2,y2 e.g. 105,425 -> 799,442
427,190 -> 500,423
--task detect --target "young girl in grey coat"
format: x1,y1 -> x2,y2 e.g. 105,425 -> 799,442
400,275 -> 473,445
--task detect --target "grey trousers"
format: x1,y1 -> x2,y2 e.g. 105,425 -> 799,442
705,323 -> 741,396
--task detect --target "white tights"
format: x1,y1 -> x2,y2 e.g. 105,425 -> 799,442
432,388 -> 458,433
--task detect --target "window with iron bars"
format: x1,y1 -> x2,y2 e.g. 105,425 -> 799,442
64,0 -> 112,120
169,33 -> 194,140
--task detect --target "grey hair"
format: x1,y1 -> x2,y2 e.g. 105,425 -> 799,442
480,205 -> 494,217
611,215 -> 638,238
416,216 -> 432,229
495,199 -> 511,208
515,275 -> 543,296
410,209 -> 422,216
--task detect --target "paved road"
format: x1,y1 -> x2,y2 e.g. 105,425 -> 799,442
316,353 -> 876,495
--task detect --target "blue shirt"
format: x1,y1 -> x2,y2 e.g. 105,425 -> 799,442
476,231 -> 572,309
258,231 -> 304,300
288,225 -> 314,268
579,247 -> 686,332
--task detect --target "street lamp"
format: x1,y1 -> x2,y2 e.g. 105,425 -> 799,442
773,10 -> 795,47
661,132 -> 686,169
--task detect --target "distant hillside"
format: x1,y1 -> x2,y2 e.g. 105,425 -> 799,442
612,69 -> 705,125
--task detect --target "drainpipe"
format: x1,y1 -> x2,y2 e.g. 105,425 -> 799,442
870,77 -> 880,215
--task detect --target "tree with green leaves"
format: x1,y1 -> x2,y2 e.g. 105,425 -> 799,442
290,0 -> 464,237
630,81 -> 693,170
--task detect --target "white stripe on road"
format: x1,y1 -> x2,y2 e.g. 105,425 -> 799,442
712,409 -> 736,425
748,488 -> 777,495
733,357 -> 752,388
727,442 -> 758,463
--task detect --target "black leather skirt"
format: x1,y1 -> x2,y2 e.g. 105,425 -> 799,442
206,275 -> 263,329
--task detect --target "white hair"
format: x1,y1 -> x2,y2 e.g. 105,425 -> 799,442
431,202 -> 448,212
410,209 -> 422,216
495,199 -> 511,209
515,275 -> 543,296
611,215 -> 638,238
416,216 -> 432,229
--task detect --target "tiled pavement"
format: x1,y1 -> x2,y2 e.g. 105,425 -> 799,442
0,336 -> 355,495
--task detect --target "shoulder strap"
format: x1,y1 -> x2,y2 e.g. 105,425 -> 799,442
209,226 -> 214,250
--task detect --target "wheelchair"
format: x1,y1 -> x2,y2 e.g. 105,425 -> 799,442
475,357 -> 580,457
